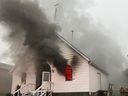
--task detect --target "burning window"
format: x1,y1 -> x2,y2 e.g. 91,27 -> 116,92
65,65 -> 72,81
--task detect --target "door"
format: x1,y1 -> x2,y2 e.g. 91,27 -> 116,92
42,71 -> 51,90
36,63 -> 51,89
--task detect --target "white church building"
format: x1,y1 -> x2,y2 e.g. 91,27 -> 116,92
8,0 -> 109,96
11,35 -> 108,96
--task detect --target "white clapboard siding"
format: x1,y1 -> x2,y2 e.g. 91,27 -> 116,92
51,60 -> 89,92
11,39 -> 108,93
11,69 -> 22,92
58,42 -> 74,65
11,64 -> 36,93
89,65 -> 108,92
26,64 -> 36,85
50,42 -> 90,92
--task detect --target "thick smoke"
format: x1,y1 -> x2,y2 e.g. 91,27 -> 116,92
55,0 -> 128,83
0,0 -> 67,75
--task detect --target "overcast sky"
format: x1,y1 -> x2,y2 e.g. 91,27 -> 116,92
88,0 -> 128,53
0,0 -> 128,66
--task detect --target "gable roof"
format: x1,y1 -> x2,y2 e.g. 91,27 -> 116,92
57,34 -> 108,75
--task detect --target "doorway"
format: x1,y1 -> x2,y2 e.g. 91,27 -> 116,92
36,63 -> 51,89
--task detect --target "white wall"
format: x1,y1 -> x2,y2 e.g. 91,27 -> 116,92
51,42 -> 90,93
51,61 -> 89,93
89,65 -> 108,92
11,64 -> 36,93
11,70 -> 21,93
11,42 -> 108,93
26,64 -> 36,85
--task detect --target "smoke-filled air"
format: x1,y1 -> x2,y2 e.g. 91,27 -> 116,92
52,0 -> 128,84
0,0 -> 68,75
0,0 -> 127,84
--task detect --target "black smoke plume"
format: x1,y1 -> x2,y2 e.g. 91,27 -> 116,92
0,0 -> 67,75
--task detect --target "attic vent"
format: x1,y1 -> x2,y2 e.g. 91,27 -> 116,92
65,65 -> 72,81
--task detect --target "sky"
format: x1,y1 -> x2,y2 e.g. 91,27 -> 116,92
88,0 -> 128,54
0,0 -> 128,66
87,0 -> 128,70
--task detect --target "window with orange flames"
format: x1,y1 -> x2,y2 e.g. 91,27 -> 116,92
64,65 -> 72,81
